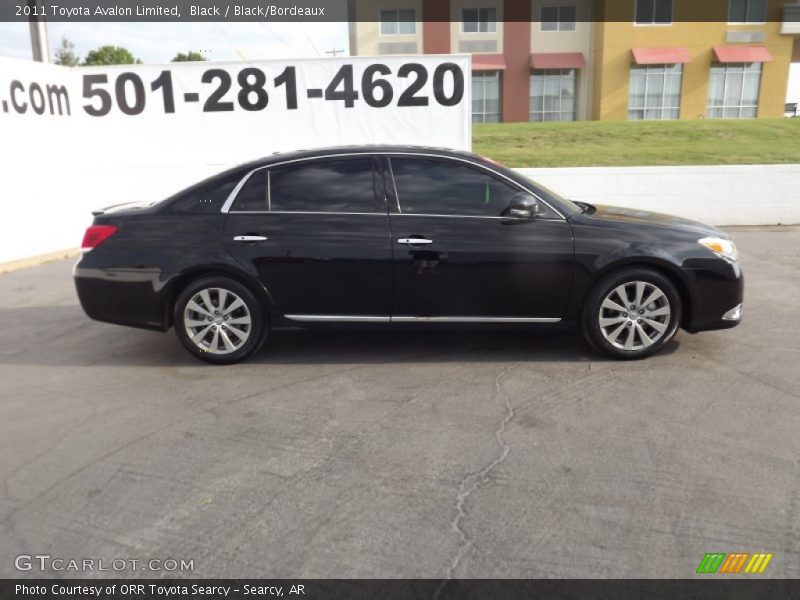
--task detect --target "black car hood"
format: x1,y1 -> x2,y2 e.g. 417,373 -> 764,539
575,203 -> 726,238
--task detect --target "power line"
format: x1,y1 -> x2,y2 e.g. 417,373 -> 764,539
325,48 -> 345,58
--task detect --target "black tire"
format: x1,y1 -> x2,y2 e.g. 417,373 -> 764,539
582,267 -> 682,360
173,276 -> 266,365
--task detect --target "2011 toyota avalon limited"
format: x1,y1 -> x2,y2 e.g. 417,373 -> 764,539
74,146 -> 743,364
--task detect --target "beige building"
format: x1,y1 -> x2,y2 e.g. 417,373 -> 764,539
348,0 -> 800,122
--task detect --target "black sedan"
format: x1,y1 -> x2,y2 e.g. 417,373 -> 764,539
74,146 -> 743,364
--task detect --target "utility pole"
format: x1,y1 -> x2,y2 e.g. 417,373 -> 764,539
28,0 -> 49,62
325,48 -> 345,58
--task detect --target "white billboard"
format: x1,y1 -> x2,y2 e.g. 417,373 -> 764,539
0,55 -> 472,262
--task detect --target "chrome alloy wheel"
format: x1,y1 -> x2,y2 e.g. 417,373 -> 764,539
183,287 -> 252,355
598,281 -> 671,351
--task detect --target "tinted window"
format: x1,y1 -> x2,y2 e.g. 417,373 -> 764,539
462,8 -> 496,32
166,171 -> 240,214
541,6 -> 559,30
635,0 -> 672,24
390,157 -> 519,217
270,158 -> 378,213
232,170 -> 268,211
729,0 -> 766,23
541,6 -> 576,31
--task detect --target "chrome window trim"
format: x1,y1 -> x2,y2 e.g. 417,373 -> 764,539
267,169 -> 271,211
228,211 -> 385,216
220,151 -> 566,220
227,211 -> 561,221
222,168 -> 259,213
285,315 -> 561,324
389,213 -> 564,222
385,157 -> 402,214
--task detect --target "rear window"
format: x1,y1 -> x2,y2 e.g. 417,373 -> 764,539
232,171 -> 268,212
270,158 -> 378,213
165,170 -> 242,214
231,158 -> 379,213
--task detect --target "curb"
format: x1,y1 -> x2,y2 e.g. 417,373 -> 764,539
0,248 -> 81,274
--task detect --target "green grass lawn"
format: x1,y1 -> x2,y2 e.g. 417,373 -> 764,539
472,118 -> 800,168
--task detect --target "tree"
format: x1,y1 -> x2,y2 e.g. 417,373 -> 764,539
172,51 -> 206,62
82,45 -> 141,66
53,37 -> 79,66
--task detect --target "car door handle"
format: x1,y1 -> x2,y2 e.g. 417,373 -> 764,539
233,235 -> 268,242
397,238 -> 433,245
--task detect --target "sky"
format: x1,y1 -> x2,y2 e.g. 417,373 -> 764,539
0,21 -> 351,63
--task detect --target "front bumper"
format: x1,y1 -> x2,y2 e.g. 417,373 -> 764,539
683,260 -> 744,333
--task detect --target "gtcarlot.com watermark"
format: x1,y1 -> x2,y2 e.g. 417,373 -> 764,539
15,553 -> 194,572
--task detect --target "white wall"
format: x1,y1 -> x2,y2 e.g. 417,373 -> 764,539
8,163 -> 799,265
516,165 -> 800,227
788,63 -> 800,107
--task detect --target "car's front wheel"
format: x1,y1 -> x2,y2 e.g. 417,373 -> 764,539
583,268 -> 682,360
174,276 -> 266,364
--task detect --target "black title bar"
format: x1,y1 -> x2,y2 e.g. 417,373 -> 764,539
4,0 -> 800,23
4,579 -> 800,600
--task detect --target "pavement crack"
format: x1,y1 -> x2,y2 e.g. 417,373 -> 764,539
442,362 -> 518,584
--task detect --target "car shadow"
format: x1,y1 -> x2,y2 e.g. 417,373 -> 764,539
0,305 -> 680,368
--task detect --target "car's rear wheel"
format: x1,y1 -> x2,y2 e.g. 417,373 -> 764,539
174,276 -> 266,364
582,268 -> 681,360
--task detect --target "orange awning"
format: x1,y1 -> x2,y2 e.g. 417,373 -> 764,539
713,46 -> 773,63
530,52 -> 586,69
472,54 -> 506,71
632,47 -> 692,65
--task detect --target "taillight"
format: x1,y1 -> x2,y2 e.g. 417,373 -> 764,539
81,225 -> 118,251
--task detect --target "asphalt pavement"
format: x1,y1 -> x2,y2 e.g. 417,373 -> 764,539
1,227 -> 798,579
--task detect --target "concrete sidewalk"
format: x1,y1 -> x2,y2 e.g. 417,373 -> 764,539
0,227 -> 798,578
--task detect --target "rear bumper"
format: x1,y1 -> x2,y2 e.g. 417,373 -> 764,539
74,265 -> 168,331
683,261 -> 744,333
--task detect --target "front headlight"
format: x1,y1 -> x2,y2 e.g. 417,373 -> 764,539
699,237 -> 738,263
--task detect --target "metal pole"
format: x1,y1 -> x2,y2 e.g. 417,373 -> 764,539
27,0 -> 49,62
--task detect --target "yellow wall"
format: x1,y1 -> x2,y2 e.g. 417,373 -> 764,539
593,0 -> 795,120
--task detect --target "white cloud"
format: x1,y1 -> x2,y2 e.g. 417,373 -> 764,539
0,21 -> 350,64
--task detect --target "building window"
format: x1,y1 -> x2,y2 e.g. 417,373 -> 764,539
707,62 -> 762,119
530,69 -> 577,122
472,71 -> 501,123
379,9 -> 416,35
635,0 -> 672,24
628,64 -> 682,120
462,8 -> 497,33
728,0 -> 767,23
541,6 -> 577,31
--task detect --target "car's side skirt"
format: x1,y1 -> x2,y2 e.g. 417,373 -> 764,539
284,315 -> 562,324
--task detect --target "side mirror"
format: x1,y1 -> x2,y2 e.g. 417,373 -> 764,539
505,193 -> 541,219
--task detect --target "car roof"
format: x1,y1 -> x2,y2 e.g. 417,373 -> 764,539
239,145 -> 484,171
